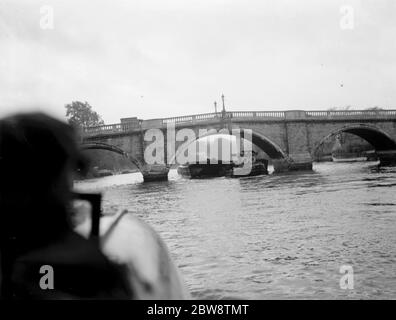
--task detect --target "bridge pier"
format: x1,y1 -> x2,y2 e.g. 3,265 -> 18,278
141,164 -> 170,182
273,153 -> 313,173
377,150 -> 396,166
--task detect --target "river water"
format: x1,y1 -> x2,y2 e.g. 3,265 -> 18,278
74,162 -> 396,299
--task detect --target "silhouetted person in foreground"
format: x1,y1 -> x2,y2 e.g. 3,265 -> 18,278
0,113 -> 188,299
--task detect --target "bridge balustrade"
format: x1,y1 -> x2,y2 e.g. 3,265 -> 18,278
306,110 -> 396,119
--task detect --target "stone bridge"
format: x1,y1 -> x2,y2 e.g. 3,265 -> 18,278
81,110 -> 396,181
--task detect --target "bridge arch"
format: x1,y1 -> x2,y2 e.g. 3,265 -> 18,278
170,128 -> 287,165
249,130 -> 287,159
80,142 -> 143,170
312,124 -> 396,157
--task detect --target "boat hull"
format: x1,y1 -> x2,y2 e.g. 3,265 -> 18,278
177,162 -> 234,178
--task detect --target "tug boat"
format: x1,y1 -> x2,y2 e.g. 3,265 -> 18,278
177,151 -> 268,179
177,159 -> 235,178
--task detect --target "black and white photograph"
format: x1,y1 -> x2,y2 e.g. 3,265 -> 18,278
0,0 -> 395,306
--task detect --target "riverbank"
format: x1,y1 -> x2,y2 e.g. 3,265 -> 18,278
75,167 -> 140,180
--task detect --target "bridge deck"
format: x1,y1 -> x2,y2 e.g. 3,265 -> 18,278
82,109 -> 396,138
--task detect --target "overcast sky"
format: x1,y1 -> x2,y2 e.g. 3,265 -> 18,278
1,0 -> 395,123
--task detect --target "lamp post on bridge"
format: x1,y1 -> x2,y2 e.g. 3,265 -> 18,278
221,94 -> 226,119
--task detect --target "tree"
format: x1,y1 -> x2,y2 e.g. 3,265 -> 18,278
65,101 -> 104,128
327,105 -> 352,111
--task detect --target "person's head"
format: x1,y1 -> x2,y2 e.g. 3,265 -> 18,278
0,112 -> 87,241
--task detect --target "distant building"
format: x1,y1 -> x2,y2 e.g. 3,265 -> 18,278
120,117 -> 140,127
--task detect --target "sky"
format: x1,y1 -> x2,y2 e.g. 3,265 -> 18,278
1,0 -> 396,124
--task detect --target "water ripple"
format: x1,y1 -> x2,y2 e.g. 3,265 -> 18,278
74,162 -> 396,299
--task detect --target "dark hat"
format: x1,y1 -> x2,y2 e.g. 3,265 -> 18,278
0,112 -> 87,190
